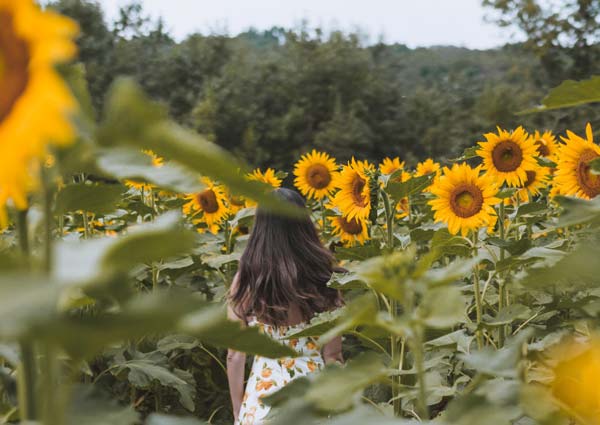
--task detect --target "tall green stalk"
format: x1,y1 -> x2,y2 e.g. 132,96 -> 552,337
472,231 -> 484,350
16,210 -> 38,421
498,202 -> 506,347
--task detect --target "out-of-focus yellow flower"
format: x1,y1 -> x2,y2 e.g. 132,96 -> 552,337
551,338 -> 600,423
124,150 -> 164,192
379,157 -> 405,175
0,0 -> 78,226
245,168 -> 282,207
531,130 -> 559,161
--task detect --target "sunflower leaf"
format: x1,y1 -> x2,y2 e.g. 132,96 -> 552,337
518,75 -> 600,114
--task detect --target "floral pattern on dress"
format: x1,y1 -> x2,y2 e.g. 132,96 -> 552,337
235,318 -> 324,425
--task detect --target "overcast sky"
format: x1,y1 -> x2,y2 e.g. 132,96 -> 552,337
97,0 -> 516,49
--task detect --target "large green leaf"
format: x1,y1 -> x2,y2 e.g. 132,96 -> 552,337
96,148 -> 204,194
66,385 -> 139,425
97,79 -> 303,217
110,350 -> 196,411
53,212 -> 195,284
55,183 -> 125,215
519,75 -> 600,113
417,286 -> 466,329
264,352 -> 388,414
179,305 -> 298,358
146,414 -> 206,425
386,174 -> 433,200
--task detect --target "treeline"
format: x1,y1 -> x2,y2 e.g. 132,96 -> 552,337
49,0 -> 599,171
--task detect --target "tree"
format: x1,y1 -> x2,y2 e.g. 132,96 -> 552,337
482,0 -> 600,81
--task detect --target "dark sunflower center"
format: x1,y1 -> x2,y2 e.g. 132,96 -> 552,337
0,12 -> 30,122
534,140 -> 550,157
576,149 -> 600,198
339,217 -> 362,235
450,183 -> 484,218
351,174 -> 367,206
523,170 -> 536,188
196,189 -> 219,213
492,140 -> 523,172
306,164 -> 331,189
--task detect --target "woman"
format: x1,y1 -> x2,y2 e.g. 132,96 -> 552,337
227,188 -> 344,425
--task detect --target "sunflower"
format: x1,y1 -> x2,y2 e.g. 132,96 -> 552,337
0,0 -> 78,226
328,215 -> 369,247
512,164 -> 550,203
247,168 -> 282,188
551,338 -> 600,424
554,123 -> 600,200
125,149 -> 164,192
245,168 -> 282,207
331,158 -> 375,220
415,158 -> 441,178
293,150 -> 338,200
183,178 -> 230,234
429,163 -> 501,236
530,130 -> 559,160
379,157 -> 405,175
477,126 -> 538,187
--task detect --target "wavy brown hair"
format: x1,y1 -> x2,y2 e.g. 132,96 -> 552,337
229,188 -> 342,325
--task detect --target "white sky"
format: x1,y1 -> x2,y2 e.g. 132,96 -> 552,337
98,0 -> 514,49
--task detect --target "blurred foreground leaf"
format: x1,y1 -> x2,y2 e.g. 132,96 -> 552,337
519,75 -> 600,113
55,183 -> 125,215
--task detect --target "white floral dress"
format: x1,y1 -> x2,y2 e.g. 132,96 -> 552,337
235,317 -> 324,425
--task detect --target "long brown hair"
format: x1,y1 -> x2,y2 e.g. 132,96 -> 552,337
229,188 -> 342,325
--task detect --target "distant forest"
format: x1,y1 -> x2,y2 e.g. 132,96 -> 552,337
48,0 -> 600,171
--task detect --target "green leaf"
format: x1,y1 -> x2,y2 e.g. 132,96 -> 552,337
334,244 -> 382,261
54,212 -> 195,284
426,330 -> 474,354
327,272 -> 367,290
460,330 -> 533,378
66,385 -> 139,425
111,350 -> 196,411
418,286 -> 466,328
285,308 -> 344,339
146,414 -> 206,425
483,304 -> 532,327
555,195 -> 600,227
55,183 -> 125,215
386,174 -> 433,200
519,75 -> 600,113
96,148 -> 204,193
179,305 -> 298,358
98,79 -> 303,217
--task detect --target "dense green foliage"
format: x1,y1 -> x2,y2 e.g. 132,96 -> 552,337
48,0 -> 600,172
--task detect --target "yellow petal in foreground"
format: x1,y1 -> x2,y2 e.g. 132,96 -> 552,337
428,163 -> 500,236
0,0 -> 78,225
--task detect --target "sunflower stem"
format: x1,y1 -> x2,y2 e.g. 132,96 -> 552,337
472,231 -> 484,350
498,202 -> 506,348
15,210 -> 38,420
381,191 -> 394,250
319,198 -> 327,239
41,165 -> 53,274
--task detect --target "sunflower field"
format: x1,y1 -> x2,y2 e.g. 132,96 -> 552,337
3,2 -> 600,425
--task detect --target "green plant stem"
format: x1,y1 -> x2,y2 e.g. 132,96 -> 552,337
82,211 -> 90,239
411,328 -> 428,420
381,191 -> 394,250
16,209 -> 29,265
498,202 -> 506,347
319,199 -> 327,238
389,297 -> 401,416
41,166 -> 53,274
151,263 -> 159,291
472,231 -> 484,350
17,342 -> 37,421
